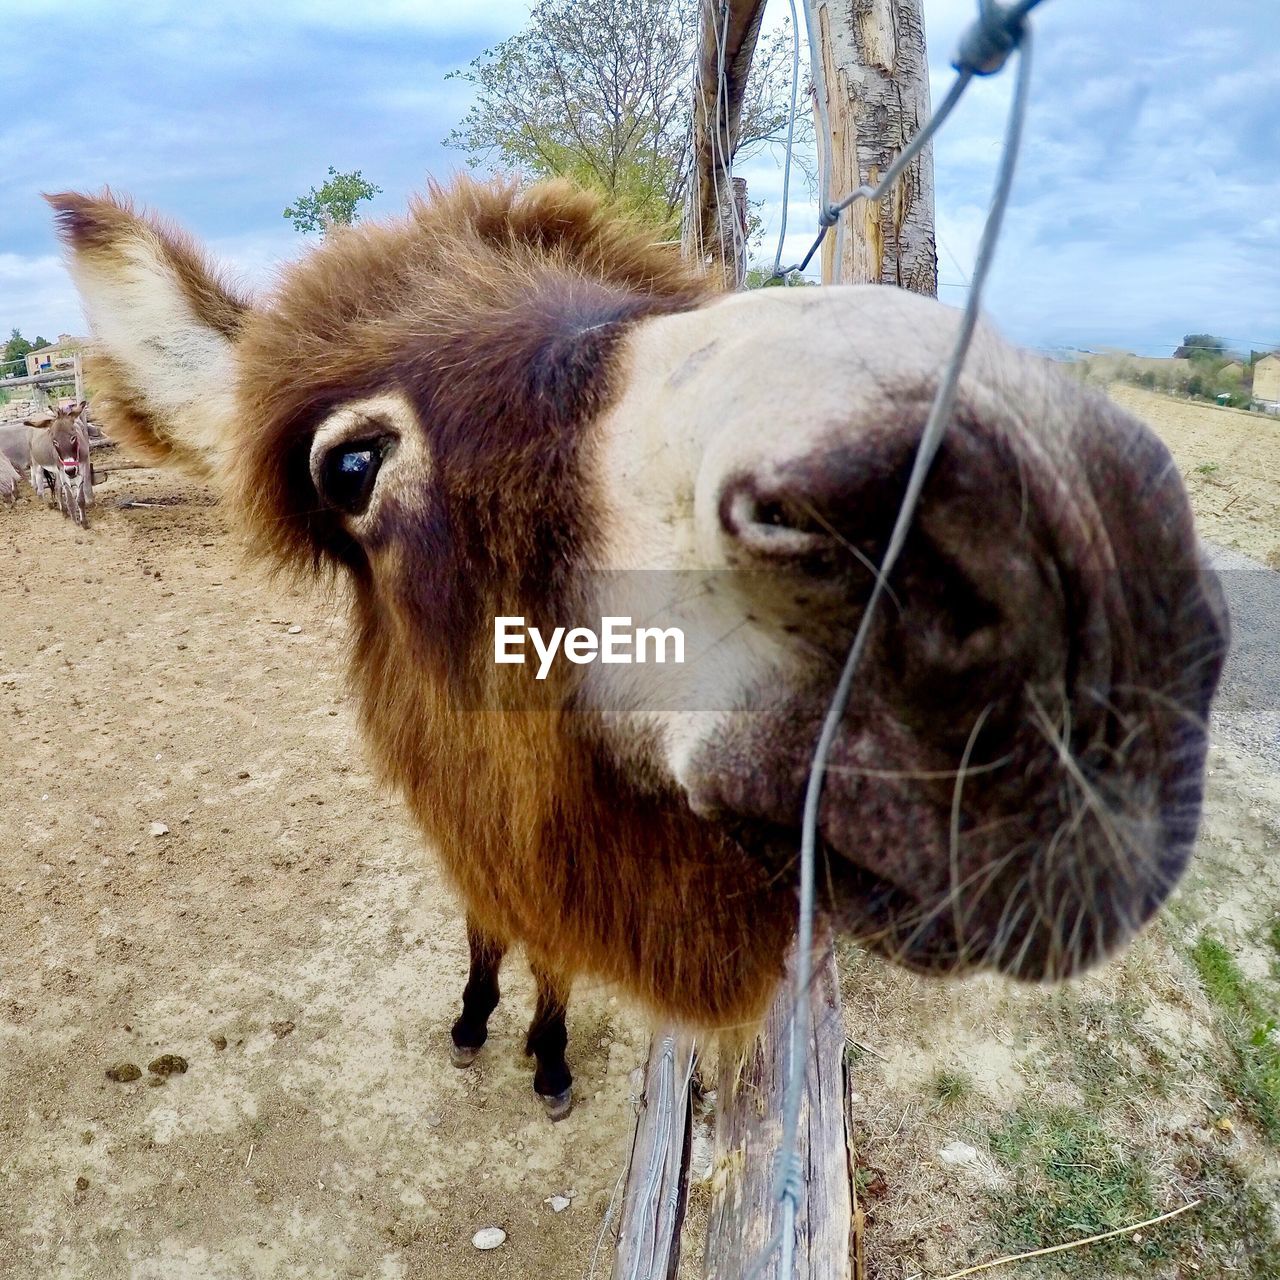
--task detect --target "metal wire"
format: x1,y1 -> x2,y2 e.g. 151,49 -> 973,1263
746,2 -> 1045,1276
770,0 -> 802,279
769,0 -> 1047,285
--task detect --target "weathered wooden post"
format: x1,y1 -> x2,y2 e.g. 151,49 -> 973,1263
611,1034 -> 696,1279
808,0 -> 936,294
683,0 -> 769,287
73,351 -> 84,404
703,940 -> 860,1279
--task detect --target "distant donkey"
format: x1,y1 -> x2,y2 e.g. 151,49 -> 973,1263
0,451 -> 19,508
25,401 -> 94,526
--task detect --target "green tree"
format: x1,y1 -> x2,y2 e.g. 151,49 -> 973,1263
1174,333 -> 1228,360
744,265 -> 815,289
445,0 -> 808,235
3,328 -> 50,375
284,167 -> 382,236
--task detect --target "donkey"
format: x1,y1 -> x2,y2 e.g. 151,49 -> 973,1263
49,180 -> 1226,1119
0,451 -> 18,508
0,422 -> 33,479
25,401 -> 93,525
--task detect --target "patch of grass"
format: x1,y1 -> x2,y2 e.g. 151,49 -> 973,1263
1194,461 -> 1221,475
985,1104 -> 1280,1277
1189,931 -> 1280,1142
987,1105 -> 1158,1270
1191,935 -> 1253,1010
929,1068 -> 973,1108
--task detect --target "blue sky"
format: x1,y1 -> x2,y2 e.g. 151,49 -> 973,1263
2,0 -> 1277,357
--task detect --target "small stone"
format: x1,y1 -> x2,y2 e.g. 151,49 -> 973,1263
75,1176 -> 89,1191
211,1034 -> 228,1051
547,1195 -> 571,1213
105,1062 -> 141,1083
271,1020 -> 296,1039
148,1053 -> 188,1077
149,822 -> 169,838
287,625 -> 302,635
938,1141 -> 979,1166
1216,1116 -> 1234,1134
472,1227 -> 506,1251
237,771 -> 250,780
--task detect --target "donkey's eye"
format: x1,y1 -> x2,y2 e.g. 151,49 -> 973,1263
320,439 -> 385,515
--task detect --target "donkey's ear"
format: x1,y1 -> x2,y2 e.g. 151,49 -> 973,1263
46,190 -> 255,478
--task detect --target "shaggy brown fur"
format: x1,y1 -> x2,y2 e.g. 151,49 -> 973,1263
50,179 -> 795,1026
46,176 -> 1227,1039
49,190 -> 250,476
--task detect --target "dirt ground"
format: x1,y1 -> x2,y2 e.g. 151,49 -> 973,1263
1,387 -> 1277,1279
0,470 -> 649,1279
1107,386 -> 1280,570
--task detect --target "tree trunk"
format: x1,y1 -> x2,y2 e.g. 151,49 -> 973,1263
683,0 -> 769,288
812,0 -> 937,294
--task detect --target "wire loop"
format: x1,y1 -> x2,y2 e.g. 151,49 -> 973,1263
954,0 -> 1023,76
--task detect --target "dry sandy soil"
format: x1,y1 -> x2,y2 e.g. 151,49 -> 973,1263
1,386 -> 1277,1279
0,470 -> 649,1279
1107,386 -> 1280,570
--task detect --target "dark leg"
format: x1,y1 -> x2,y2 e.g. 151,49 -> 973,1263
526,963 -> 572,1121
449,918 -> 507,1068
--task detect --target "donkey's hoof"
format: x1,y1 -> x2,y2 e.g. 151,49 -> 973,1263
450,1042 -> 481,1069
539,1087 -> 573,1122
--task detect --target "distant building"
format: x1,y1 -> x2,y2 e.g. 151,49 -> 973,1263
25,334 -> 84,378
1253,354 -> 1280,413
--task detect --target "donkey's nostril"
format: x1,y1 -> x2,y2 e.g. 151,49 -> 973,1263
718,476 -> 839,564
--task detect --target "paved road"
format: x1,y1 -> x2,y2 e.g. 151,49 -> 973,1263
1205,544 -> 1280,770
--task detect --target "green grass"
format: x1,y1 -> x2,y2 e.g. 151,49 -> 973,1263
1189,932 -> 1280,1142
985,1103 -> 1280,1277
929,1068 -> 973,1108
1191,935 -> 1254,1010
1194,461 -> 1221,475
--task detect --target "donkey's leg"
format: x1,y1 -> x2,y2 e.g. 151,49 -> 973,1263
450,917 -> 506,1068
526,964 -> 573,1121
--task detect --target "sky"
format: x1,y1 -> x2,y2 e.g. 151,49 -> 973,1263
1,0 -> 1277,358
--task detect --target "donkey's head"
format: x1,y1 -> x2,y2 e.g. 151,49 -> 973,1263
26,400 -> 89,473
49,180 -> 1226,1024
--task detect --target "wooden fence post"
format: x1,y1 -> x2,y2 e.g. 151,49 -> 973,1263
809,0 -> 937,294
703,942 -> 858,1278
610,1034 -> 696,1280
683,0 -> 769,287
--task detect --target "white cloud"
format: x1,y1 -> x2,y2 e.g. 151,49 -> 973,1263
0,254 -> 84,341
